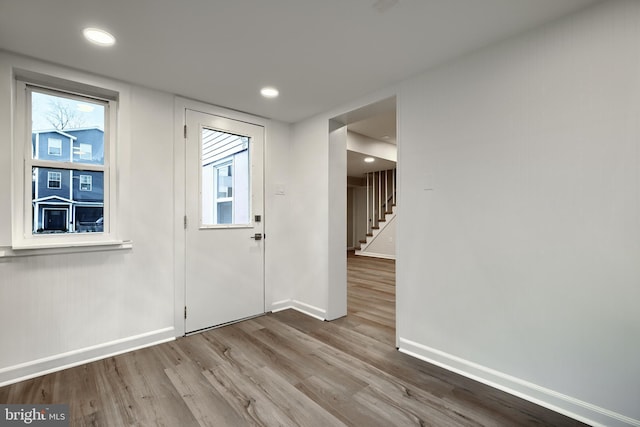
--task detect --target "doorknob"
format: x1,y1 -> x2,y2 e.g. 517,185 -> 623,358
250,233 -> 263,240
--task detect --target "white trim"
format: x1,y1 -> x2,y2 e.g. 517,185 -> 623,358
398,337 -> 640,427
32,129 -> 78,140
0,327 -> 174,387
354,251 -> 395,260
270,299 -> 327,321
29,159 -> 104,172
33,195 -> 73,203
71,202 -> 102,206
71,204 -> 76,232
269,299 -> 293,313
198,224 -> 254,230
291,300 -> 326,320
13,76 -> 122,250
69,169 -> 73,202
0,241 -> 132,257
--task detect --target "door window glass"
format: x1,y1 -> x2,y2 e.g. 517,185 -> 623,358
201,128 -> 250,226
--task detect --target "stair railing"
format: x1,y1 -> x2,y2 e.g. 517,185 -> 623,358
366,172 -> 371,234
365,167 -> 396,236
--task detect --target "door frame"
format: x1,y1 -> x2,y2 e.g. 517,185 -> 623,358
173,97 -> 269,336
43,207 -> 69,231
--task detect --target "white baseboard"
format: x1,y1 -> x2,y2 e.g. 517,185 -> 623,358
270,299 -> 326,321
270,299 -> 293,313
398,337 -> 640,427
291,300 -> 326,320
354,250 -> 396,260
0,327 -> 175,387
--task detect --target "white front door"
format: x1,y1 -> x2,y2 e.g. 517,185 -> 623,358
184,109 -> 265,333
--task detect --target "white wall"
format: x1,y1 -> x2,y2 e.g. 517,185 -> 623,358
0,52 -> 294,384
0,53 -> 176,384
328,124 -> 347,320
347,131 -> 397,162
397,1 -> 640,425
3,1 -> 637,424
264,120 -> 294,311
284,118 -> 330,319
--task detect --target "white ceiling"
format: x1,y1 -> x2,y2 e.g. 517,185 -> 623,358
347,150 -> 396,178
349,111 -> 397,145
0,0 -> 599,123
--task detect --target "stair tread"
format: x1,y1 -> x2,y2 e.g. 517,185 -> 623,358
359,240 -> 367,244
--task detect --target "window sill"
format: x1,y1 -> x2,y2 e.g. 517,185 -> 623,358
0,240 -> 133,258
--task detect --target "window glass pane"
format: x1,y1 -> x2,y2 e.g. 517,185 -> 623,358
79,143 -> 92,160
48,138 -> 62,156
31,90 -> 105,165
32,167 -> 104,234
217,201 -> 232,224
216,164 -> 232,198
79,175 -> 92,191
47,171 -> 62,189
201,128 -> 250,226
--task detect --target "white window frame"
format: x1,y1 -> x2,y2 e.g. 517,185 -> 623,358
79,143 -> 92,161
12,77 -> 121,250
47,171 -> 62,189
79,174 -> 92,191
47,138 -> 62,156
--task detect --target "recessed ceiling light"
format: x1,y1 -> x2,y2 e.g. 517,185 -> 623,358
83,27 -> 116,46
260,87 -> 279,98
364,157 -> 375,163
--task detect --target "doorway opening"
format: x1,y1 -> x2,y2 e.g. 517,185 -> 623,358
330,96 -> 397,345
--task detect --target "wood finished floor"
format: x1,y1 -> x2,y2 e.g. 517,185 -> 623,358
0,253 -> 587,426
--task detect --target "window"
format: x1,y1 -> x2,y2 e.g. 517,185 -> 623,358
200,128 -> 250,226
47,138 -> 62,156
215,161 -> 233,224
79,174 -> 92,191
28,88 -> 106,235
79,143 -> 92,161
12,75 -> 121,249
47,171 -> 62,189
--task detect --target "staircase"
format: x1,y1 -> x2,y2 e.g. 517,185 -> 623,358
355,168 -> 396,259
355,205 -> 396,258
